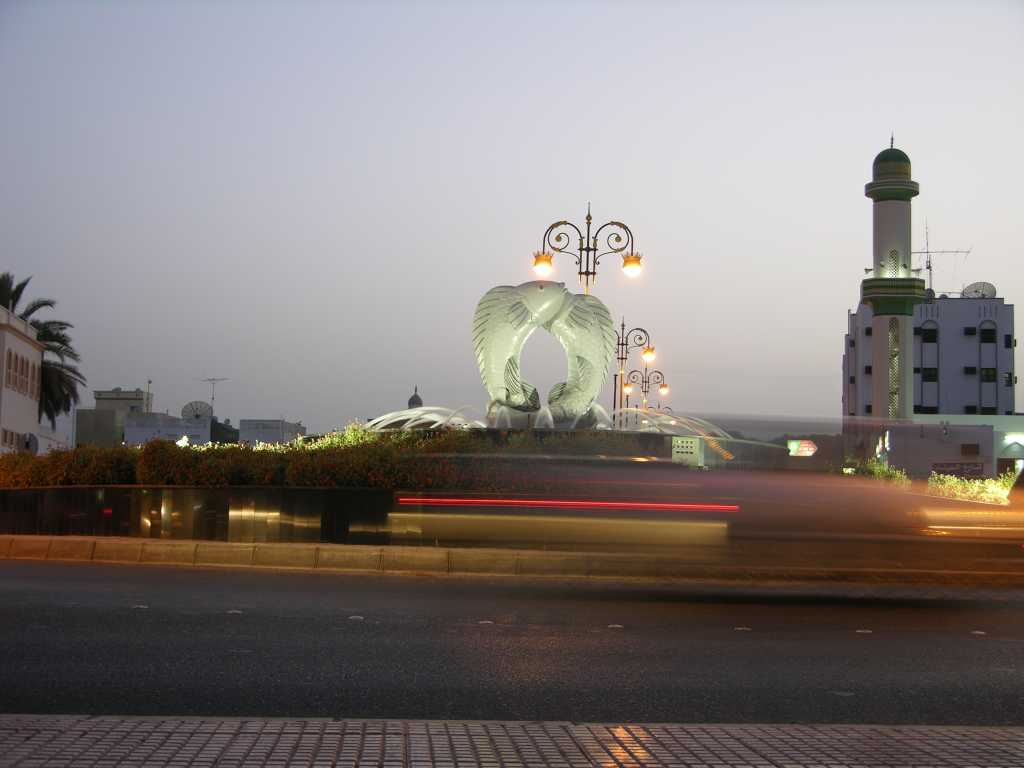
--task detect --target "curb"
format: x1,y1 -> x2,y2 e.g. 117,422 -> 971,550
3,534 -> 1024,586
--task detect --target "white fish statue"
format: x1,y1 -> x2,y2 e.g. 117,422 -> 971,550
472,280 -> 615,423
546,293 -> 616,423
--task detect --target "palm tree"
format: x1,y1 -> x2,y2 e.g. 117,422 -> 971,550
0,273 -> 86,428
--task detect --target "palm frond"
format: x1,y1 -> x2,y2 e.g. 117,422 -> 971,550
8,276 -> 32,313
38,360 -> 86,428
20,297 -> 57,320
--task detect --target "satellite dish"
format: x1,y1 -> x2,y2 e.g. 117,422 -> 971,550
181,401 -> 214,420
21,433 -> 38,455
961,281 -> 997,299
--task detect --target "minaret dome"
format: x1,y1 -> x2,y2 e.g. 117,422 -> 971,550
407,386 -> 423,409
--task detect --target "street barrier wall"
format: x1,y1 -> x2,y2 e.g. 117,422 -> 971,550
0,486 -> 392,543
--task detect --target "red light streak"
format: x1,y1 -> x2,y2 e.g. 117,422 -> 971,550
397,497 -> 739,513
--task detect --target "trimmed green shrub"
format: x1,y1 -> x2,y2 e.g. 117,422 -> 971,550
842,458 -> 910,487
0,424 -> 667,492
926,471 -> 1016,505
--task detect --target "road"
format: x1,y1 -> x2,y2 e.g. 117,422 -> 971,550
2,560 -> 1023,725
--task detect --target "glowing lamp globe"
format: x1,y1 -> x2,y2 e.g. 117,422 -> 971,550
532,251 -> 554,277
641,346 -> 656,364
658,384 -> 669,397
621,252 -> 642,278
622,382 -> 634,395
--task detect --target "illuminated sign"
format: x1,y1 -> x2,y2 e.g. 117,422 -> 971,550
787,439 -> 818,457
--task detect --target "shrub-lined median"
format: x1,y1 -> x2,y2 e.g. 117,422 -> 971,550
0,425 -> 661,491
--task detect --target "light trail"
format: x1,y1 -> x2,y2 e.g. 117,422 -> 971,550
396,497 -> 740,512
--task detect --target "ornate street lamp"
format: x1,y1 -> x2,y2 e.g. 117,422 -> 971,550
626,365 -> 667,412
533,204 -> 642,294
612,320 -> 655,414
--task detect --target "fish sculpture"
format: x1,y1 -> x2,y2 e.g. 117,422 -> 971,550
472,280 -> 615,423
546,293 -> 616,423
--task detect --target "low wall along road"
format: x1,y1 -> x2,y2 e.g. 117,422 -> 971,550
4,534 -> 1024,587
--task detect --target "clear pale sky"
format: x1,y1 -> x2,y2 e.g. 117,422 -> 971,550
2,0 -> 1021,433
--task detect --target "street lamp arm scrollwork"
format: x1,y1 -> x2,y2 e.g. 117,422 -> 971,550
533,205 -> 642,294
626,367 -> 668,412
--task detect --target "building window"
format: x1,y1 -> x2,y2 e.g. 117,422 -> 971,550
1007,373 -> 1017,387
848,339 -> 856,348
921,328 -> 938,343
848,376 -> 855,384
913,327 -> 921,336
964,326 -> 977,336
980,406 -> 998,415
864,365 -> 872,375
918,406 -> 939,414
964,366 -> 977,375
865,405 -> 872,415
913,367 -> 921,374
921,367 -> 938,382
980,328 -> 997,343
964,405 -> 978,414
864,327 -> 872,336
980,368 -> 997,383
1007,334 -> 1015,349
961,443 -> 980,457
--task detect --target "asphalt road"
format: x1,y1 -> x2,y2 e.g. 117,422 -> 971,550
2,560 -> 1023,725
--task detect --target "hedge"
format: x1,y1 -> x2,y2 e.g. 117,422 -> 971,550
926,471 -> 1017,505
0,425 -> 660,491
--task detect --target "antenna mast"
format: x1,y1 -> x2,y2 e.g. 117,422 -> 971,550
199,377 -> 229,403
911,221 -> 970,292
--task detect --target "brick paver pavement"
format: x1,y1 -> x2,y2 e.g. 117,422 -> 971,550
0,717 -> 1021,768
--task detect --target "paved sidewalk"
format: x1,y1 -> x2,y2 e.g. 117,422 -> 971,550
0,717 -> 1021,768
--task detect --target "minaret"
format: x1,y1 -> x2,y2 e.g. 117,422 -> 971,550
861,140 -> 926,420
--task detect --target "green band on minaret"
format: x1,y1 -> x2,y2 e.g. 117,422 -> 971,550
861,277 -> 926,316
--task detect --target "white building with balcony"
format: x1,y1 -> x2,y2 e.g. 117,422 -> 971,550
0,306 -> 44,454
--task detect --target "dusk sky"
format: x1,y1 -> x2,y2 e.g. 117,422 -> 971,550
2,0 -> 1021,433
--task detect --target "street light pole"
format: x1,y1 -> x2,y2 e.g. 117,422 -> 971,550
626,365 -> 668,412
532,204 -> 642,295
612,320 -> 655,416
